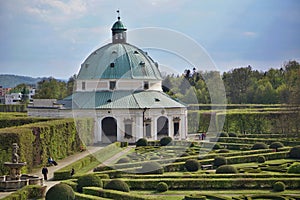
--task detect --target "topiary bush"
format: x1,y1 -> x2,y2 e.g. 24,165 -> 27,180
116,157 -> 131,164
219,132 -> 229,137
228,132 -> 238,137
287,163 -> 300,174
269,142 -> 284,150
218,149 -> 229,153
136,138 -> 148,147
273,181 -> 285,192
289,146 -> 300,159
104,179 -> 130,192
77,174 -> 103,192
46,183 -> 75,200
159,136 -> 173,146
156,182 -> 168,192
213,143 -> 222,150
213,156 -> 227,168
216,165 -> 238,174
140,161 -> 164,174
251,142 -> 268,150
257,155 -> 266,163
184,159 -> 200,172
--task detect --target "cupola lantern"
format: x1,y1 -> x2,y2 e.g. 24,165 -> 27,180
111,10 -> 127,43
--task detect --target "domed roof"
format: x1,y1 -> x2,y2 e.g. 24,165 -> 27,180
111,20 -> 127,33
77,43 -> 162,80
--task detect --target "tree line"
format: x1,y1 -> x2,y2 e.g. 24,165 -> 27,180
163,60 -> 300,105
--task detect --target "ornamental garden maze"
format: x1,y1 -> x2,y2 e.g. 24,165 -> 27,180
1,16 -> 300,200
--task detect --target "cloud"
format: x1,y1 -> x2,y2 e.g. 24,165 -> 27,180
24,0 -> 87,23
242,31 -> 257,37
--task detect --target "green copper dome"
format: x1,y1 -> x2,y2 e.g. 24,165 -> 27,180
77,43 -> 162,80
111,20 -> 127,33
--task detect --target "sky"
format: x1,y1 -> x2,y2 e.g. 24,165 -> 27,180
0,0 -> 300,79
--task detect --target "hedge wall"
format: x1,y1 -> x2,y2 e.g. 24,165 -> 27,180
0,104 -> 27,112
2,185 -> 46,200
83,187 -> 149,200
0,117 -> 51,128
193,110 -> 300,134
75,192 -> 110,200
122,178 -> 300,190
0,118 -> 94,175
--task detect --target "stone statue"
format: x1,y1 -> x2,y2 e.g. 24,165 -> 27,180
11,143 -> 20,163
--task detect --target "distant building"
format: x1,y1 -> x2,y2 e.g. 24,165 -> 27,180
5,93 -> 22,105
0,86 -> 11,97
28,15 -> 188,143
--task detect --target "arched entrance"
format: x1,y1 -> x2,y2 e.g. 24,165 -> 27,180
157,116 -> 169,138
102,117 -> 117,143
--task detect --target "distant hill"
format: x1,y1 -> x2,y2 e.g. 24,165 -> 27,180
0,74 -> 44,88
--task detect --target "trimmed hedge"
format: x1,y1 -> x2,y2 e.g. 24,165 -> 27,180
2,185 -> 46,200
185,159 -> 200,172
215,165 -> 238,174
251,142 -> 268,150
213,156 -> 227,168
0,118 -> 93,175
104,179 -> 130,192
0,104 -> 27,112
273,181 -> 285,192
287,163 -> 300,174
136,138 -> 148,147
77,174 -> 103,192
269,142 -> 284,150
75,192 -> 110,200
46,183 -> 75,200
124,178 -> 300,190
159,136 -> 173,146
289,146 -> 300,159
83,187 -> 146,200
156,182 -> 168,192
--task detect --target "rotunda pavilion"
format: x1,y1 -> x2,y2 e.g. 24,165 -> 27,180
28,16 -> 188,144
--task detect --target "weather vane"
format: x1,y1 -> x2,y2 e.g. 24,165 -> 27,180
117,10 -> 120,20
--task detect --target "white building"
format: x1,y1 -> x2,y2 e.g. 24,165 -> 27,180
5,93 -> 22,105
28,16 -> 188,144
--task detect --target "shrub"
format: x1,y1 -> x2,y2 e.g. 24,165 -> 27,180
219,132 -> 229,137
251,142 -> 268,150
184,194 -> 207,200
218,149 -> 229,153
269,142 -> 284,150
156,182 -> 168,192
116,157 -> 131,164
46,183 -> 75,200
216,165 -> 238,174
213,143 -> 222,150
140,161 -> 164,174
289,146 -> 300,159
228,132 -> 238,137
160,136 -> 173,146
287,163 -> 300,174
185,159 -> 200,172
77,174 -> 103,192
136,138 -> 148,147
104,179 -> 130,192
257,155 -> 266,163
213,156 -> 227,168
273,181 -> 285,192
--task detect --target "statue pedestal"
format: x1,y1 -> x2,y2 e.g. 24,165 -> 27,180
4,162 -> 27,180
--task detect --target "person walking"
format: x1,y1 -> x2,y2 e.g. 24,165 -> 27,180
42,166 -> 48,181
